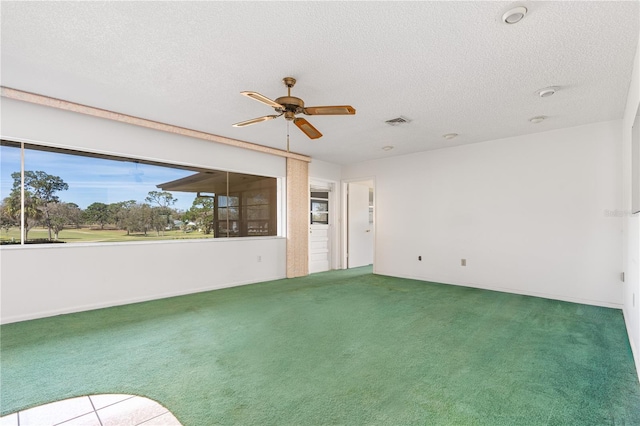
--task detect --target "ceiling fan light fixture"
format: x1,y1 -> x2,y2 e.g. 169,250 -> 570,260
529,115 -> 546,124
502,6 -> 528,24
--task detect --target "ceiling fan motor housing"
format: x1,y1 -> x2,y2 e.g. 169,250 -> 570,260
275,96 -> 305,119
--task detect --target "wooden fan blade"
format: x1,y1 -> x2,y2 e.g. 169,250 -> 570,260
303,105 -> 356,115
232,115 -> 279,127
294,118 -> 323,139
240,91 -> 284,109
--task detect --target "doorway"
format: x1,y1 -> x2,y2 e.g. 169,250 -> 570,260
309,182 -> 334,274
345,179 -> 374,268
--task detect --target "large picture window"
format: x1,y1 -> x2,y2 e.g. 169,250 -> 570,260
0,140 -> 279,245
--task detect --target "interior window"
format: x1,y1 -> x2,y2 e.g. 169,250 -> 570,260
310,191 -> 329,224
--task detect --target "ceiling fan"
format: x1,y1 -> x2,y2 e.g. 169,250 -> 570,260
232,77 -> 356,139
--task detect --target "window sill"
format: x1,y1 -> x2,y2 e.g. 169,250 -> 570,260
0,236 -> 286,250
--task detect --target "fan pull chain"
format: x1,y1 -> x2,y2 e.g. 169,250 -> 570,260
287,120 -> 290,152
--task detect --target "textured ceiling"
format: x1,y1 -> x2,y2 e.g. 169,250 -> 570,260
1,1 -> 638,165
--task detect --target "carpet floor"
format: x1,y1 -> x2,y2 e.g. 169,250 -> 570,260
2,267 -> 639,425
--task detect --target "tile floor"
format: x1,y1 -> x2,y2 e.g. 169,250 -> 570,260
0,394 -> 182,426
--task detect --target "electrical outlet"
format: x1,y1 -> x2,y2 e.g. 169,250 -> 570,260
418,256 -> 422,261
461,259 -> 466,266
257,255 -> 262,262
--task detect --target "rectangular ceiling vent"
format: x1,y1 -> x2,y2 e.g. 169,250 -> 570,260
385,116 -> 411,126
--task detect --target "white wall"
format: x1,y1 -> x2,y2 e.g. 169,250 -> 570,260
1,98 -> 285,176
622,33 -> 640,380
309,158 -> 341,182
1,238 -> 286,324
343,120 -> 623,308
0,98 -> 287,324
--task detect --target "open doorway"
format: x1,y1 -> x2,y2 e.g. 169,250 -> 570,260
344,179 -> 374,268
309,181 -> 336,274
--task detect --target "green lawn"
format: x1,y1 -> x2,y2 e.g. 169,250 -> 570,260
0,227 -> 215,243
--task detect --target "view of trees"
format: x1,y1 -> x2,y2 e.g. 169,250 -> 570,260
184,196 -> 216,235
0,170 -> 223,243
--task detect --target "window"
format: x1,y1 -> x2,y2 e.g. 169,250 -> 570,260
0,143 -> 21,243
0,140 -> 279,244
310,191 -> 329,224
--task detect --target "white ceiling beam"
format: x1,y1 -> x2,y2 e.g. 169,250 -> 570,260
0,86 -> 311,163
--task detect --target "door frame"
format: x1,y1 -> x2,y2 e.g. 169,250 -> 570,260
341,177 -> 376,270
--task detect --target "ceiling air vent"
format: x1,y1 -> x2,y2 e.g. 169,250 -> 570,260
385,116 -> 411,126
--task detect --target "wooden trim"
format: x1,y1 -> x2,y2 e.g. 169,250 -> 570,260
286,158 -> 309,278
1,86 -> 311,163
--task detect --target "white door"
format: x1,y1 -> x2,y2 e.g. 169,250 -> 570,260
348,182 -> 373,268
309,224 -> 330,273
309,189 -> 331,273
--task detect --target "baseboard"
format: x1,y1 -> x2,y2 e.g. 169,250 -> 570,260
0,274 -> 286,324
622,308 -> 640,384
375,271 -> 623,309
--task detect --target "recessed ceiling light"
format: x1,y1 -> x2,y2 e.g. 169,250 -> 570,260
537,87 -> 558,98
382,146 -> 394,151
529,115 -> 546,124
502,6 -> 528,24
443,133 -> 458,140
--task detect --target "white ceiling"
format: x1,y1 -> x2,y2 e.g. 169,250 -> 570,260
1,1 -> 638,165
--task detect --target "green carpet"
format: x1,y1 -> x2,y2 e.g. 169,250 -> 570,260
2,267 -> 639,425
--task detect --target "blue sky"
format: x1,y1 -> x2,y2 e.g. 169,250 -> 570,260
0,145 -> 200,211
